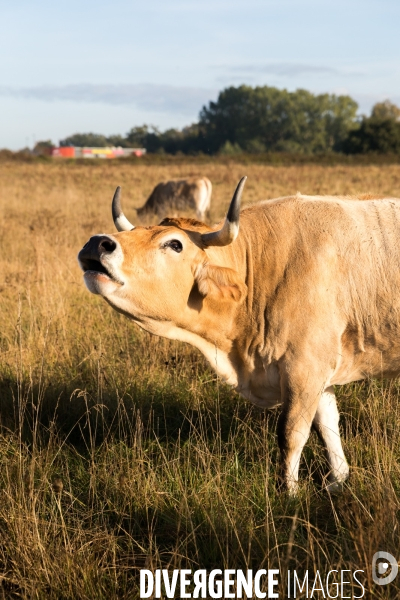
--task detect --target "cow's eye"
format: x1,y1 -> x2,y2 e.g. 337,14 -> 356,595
164,240 -> 183,253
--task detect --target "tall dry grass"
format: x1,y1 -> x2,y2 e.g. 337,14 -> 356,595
0,159 -> 400,598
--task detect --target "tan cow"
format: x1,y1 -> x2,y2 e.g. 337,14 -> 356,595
78,178 -> 400,494
137,177 -> 212,220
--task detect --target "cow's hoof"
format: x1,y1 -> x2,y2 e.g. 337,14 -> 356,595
326,480 -> 345,494
276,477 -> 299,497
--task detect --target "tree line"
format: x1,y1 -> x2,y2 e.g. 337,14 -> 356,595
57,85 -> 400,155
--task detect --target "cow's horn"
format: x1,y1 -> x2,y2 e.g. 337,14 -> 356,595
112,187 -> 135,231
201,176 -> 246,247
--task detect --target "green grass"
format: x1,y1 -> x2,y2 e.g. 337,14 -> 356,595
1,301 -> 400,598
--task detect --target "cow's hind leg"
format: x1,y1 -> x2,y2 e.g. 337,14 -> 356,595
313,386 -> 349,493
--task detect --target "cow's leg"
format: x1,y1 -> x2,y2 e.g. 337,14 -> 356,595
313,386 -> 349,493
277,367 -> 324,495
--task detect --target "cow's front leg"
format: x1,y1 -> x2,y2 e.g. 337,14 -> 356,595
313,386 -> 349,493
277,364 -> 326,495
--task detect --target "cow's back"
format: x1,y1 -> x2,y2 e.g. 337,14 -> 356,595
138,177 -> 212,218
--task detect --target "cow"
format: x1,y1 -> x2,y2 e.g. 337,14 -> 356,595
136,177 -> 212,221
78,178 -> 400,495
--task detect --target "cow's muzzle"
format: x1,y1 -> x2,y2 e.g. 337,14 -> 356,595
78,235 -> 123,286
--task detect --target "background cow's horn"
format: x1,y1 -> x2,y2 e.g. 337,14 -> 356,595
112,187 -> 135,232
201,176 -> 246,247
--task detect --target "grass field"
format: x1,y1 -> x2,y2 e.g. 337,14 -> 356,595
1,158 -> 400,598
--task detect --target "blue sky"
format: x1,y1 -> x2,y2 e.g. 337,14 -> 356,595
1,0 -> 399,149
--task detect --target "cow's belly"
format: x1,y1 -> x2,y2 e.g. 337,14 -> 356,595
332,343 -> 400,385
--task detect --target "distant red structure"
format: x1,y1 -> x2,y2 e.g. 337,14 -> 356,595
51,147 -> 146,159
52,147 -> 75,158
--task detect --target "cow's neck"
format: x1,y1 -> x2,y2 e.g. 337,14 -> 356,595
171,209 -> 289,386
135,205 -> 290,389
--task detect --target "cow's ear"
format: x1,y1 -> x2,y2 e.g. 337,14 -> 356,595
195,263 -> 247,303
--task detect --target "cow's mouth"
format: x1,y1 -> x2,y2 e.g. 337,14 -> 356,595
79,256 -> 123,286
80,257 -> 110,277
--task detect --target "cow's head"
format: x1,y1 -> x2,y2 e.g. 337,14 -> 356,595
78,178 -> 247,328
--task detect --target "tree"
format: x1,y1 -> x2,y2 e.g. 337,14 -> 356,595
342,101 -> 400,154
371,100 -> 400,121
342,117 -> 400,154
56,88 -> 400,156
125,125 -> 162,152
199,85 -> 358,154
59,133 -> 109,147
33,140 -> 54,156
106,135 -> 133,148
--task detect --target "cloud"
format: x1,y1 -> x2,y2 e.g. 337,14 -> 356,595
216,62 -> 363,77
0,84 -> 218,115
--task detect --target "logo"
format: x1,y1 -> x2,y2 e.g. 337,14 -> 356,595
372,552 -> 398,586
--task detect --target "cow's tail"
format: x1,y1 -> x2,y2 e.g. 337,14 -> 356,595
204,177 -> 212,203
199,177 -> 212,220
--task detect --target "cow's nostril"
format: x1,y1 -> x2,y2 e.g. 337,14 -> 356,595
99,238 -> 117,253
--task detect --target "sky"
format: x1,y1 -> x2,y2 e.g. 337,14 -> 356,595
1,0 -> 399,150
